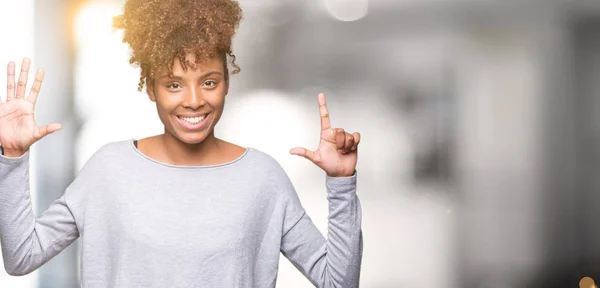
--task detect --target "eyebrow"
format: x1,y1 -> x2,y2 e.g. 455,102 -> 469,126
159,71 -> 223,80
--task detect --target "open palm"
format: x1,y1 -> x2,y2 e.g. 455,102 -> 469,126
0,58 -> 61,156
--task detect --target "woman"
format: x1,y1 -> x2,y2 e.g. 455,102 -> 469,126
0,0 -> 363,287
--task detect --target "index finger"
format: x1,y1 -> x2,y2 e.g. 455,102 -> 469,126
318,93 -> 331,130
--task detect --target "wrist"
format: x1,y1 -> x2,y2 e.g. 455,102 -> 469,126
327,169 -> 356,178
2,147 -> 27,158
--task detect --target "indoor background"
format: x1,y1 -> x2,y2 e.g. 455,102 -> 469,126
1,0 -> 600,287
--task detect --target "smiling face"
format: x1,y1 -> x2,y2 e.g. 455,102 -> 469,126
147,53 -> 229,145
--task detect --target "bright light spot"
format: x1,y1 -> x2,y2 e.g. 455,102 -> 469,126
74,2 -> 122,49
74,2 -> 131,119
324,0 -> 369,22
74,1 -> 159,169
73,1 -> 144,120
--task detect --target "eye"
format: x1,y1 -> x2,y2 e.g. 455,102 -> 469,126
167,83 -> 182,90
203,80 -> 217,88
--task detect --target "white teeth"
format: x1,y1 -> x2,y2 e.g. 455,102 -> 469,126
179,115 -> 205,124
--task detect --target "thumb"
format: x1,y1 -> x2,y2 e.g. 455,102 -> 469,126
289,147 -> 318,163
33,123 -> 62,140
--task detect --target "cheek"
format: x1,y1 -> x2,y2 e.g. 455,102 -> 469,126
154,96 -> 180,123
206,91 -> 226,111
155,92 -> 179,110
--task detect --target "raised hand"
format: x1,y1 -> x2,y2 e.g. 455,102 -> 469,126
290,93 -> 360,177
0,58 -> 62,157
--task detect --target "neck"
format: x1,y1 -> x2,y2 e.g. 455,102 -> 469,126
159,130 -> 221,166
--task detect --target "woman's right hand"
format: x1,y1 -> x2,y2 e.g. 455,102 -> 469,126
0,58 -> 62,157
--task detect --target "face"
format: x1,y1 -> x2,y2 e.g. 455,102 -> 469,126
147,53 -> 229,144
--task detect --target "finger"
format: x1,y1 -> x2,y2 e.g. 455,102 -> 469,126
318,93 -> 331,131
289,147 -> 319,162
343,132 -> 355,153
6,61 -> 15,101
28,69 -> 44,104
15,58 -> 31,99
352,132 -> 360,150
33,123 -> 62,140
333,128 -> 346,149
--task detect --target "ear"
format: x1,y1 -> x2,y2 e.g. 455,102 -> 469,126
146,79 -> 156,102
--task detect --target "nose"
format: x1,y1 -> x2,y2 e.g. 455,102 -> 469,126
182,86 -> 205,110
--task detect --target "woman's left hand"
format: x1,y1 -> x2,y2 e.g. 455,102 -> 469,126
290,93 -> 360,177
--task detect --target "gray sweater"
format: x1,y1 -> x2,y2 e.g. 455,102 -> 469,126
0,140 -> 362,287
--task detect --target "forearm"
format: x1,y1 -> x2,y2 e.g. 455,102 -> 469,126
0,152 -> 78,276
320,172 -> 363,287
281,172 -> 363,288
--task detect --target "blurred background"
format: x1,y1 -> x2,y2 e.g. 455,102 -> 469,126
2,0 -> 600,287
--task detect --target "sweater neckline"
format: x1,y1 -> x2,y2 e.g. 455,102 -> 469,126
127,139 -> 250,170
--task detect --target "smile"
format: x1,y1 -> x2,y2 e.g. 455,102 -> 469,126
178,115 -> 206,124
176,113 -> 210,130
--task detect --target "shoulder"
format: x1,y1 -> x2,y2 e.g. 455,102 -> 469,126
94,139 -> 132,157
244,147 -> 287,176
64,139 -> 133,207
76,139 -> 133,174
243,147 -> 297,193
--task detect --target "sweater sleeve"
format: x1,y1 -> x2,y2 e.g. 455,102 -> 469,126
279,171 -> 363,288
0,151 -> 79,276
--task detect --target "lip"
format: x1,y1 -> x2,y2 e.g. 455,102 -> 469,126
178,113 -> 209,117
176,113 -> 210,131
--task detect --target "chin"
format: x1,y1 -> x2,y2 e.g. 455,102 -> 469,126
176,133 -> 209,145
170,128 -> 214,145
